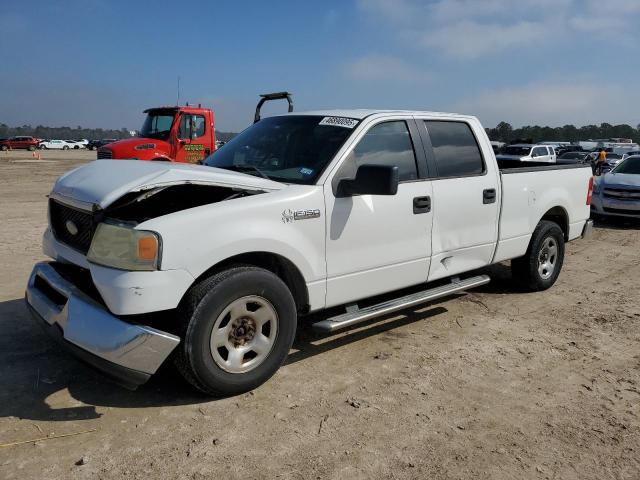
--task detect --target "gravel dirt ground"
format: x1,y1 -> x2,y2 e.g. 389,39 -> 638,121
0,150 -> 638,480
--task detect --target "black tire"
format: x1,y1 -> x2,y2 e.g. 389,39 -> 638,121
28,145 -> 36,151
511,220 -> 565,291
62,145 -> 69,150
0,145 -> 7,151
174,266 -> 297,396
40,144 -> 47,150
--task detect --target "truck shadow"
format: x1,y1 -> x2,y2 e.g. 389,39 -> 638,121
592,215 -> 640,230
0,297 -> 451,422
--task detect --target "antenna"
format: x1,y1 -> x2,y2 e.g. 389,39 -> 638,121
176,76 -> 181,106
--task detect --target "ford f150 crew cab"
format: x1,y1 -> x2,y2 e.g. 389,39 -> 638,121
26,110 -> 594,395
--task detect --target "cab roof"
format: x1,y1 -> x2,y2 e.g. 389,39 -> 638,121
275,109 -> 477,121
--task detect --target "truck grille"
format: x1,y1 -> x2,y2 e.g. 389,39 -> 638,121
97,148 -> 112,159
603,207 -> 640,215
603,188 -> 640,200
49,200 -> 96,253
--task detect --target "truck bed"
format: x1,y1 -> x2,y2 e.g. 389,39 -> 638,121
492,162 -> 592,264
497,160 -> 591,173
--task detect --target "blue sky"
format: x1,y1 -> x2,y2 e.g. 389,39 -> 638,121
1,0 -> 639,131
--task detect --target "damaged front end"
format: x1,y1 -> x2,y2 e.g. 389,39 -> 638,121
27,160 -> 283,388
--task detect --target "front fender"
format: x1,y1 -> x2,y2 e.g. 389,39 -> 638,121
138,185 -> 326,304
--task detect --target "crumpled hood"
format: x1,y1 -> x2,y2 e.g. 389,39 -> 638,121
600,173 -> 640,189
51,160 -> 284,209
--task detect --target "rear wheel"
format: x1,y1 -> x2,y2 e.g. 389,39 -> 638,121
0,145 -> 7,151
174,266 -> 297,396
511,220 -> 565,291
40,144 -> 47,150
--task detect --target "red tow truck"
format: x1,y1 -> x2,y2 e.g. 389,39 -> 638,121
98,105 -> 216,163
98,92 -> 294,163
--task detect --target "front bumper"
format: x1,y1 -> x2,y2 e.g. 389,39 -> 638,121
25,262 -> 180,388
591,193 -> 640,218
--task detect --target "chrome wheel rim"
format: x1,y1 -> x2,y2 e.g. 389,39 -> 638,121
209,295 -> 278,374
537,237 -> 558,280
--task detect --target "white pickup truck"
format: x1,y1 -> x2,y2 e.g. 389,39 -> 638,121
26,110 -> 594,395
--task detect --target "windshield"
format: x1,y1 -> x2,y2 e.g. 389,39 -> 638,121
503,146 -> 531,156
204,115 -> 357,184
613,157 -> 640,174
140,111 -> 176,140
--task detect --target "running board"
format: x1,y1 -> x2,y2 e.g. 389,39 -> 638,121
312,275 -> 490,333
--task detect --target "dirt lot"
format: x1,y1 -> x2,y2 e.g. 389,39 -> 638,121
0,149 -> 638,480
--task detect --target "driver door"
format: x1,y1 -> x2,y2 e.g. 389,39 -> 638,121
324,119 -> 433,308
175,114 -> 208,163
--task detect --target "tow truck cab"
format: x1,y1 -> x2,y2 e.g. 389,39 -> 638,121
98,106 -> 216,163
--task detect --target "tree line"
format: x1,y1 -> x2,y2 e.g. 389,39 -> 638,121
0,123 -> 238,142
487,122 -> 640,144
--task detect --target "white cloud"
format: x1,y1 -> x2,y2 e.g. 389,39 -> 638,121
420,20 -> 541,58
452,82 -> 640,127
345,54 -> 432,83
357,0 -> 640,59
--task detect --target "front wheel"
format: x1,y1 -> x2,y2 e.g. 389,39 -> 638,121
174,266 -> 297,396
62,145 -> 69,150
40,144 -> 47,150
511,220 -> 565,291
28,145 -> 36,151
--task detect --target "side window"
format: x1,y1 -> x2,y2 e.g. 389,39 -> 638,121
547,147 -> 554,155
424,121 -> 485,177
179,115 -> 206,139
532,147 -> 546,157
341,121 -> 418,182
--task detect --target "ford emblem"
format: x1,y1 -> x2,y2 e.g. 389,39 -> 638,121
65,220 -> 79,236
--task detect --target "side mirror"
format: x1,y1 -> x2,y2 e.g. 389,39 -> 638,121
336,164 -> 399,198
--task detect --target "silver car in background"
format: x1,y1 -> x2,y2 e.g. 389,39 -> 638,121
591,155 -> 640,218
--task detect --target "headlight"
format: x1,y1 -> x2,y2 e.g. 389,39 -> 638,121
87,222 -> 160,271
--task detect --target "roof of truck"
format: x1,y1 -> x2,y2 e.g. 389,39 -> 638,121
277,109 -> 476,120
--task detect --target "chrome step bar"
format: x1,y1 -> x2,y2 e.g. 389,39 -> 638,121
312,275 -> 490,333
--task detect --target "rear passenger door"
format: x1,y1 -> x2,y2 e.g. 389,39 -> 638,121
418,119 -> 500,282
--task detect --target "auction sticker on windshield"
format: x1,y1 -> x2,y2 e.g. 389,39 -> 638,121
319,117 -> 358,129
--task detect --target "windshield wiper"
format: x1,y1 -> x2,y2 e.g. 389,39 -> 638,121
225,164 -> 270,180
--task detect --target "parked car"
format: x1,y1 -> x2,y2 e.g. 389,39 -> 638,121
0,136 -> 40,151
496,144 -> 556,164
87,139 -> 117,151
591,155 -> 640,218
26,109 -> 593,395
556,145 -> 585,156
621,150 -> 640,161
39,139 -> 76,150
556,151 -> 589,165
64,140 -> 86,149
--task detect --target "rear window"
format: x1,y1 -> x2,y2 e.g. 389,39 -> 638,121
424,121 -> 485,177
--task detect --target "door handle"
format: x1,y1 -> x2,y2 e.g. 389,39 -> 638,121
483,188 -> 497,204
413,196 -> 431,214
